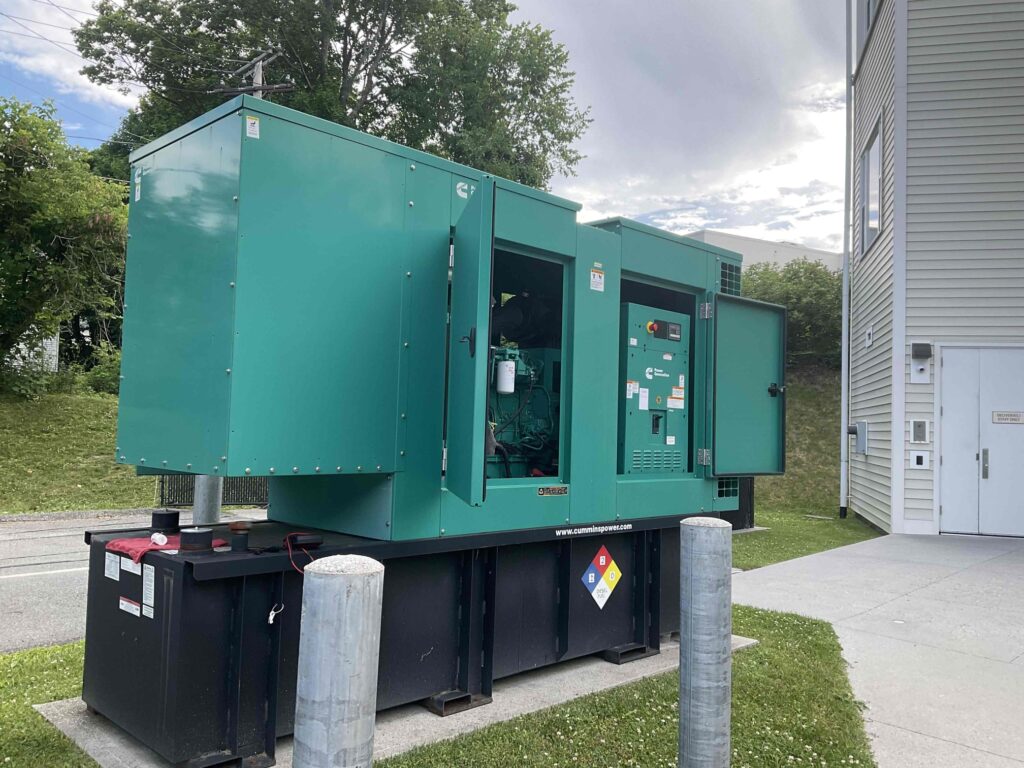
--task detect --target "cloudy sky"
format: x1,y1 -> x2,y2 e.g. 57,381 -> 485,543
0,0 -> 847,251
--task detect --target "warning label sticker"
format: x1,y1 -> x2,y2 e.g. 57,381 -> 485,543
121,557 -> 141,576
580,545 -> 621,610
667,397 -> 685,410
590,267 -> 605,292
245,115 -> 260,139
143,564 -> 155,606
625,380 -> 639,399
104,552 -> 120,581
118,597 -> 141,617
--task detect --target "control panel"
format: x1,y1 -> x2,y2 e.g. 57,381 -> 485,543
618,303 -> 690,474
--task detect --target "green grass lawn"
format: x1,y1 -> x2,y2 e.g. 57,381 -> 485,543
0,393 -> 155,514
0,606 -> 874,768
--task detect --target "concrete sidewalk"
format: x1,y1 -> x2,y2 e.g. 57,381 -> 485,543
733,533 -> 1024,768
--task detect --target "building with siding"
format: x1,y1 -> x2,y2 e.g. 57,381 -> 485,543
684,230 -> 841,271
844,0 -> 1024,536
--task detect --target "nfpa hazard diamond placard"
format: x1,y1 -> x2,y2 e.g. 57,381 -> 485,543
580,545 -> 621,610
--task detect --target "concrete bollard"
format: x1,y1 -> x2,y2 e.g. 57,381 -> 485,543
679,517 -> 732,768
293,555 -> 385,768
191,474 -> 223,525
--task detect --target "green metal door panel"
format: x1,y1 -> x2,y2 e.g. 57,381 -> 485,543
116,116 -> 241,474
615,477 -> 712,521
269,475 -> 393,539
713,295 -> 786,476
567,226 -> 621,524
229,113 -> 406,476
445,179 -> 496,507
494,185 -> 578,257
390,162 -> 454,540
440,483 -> 569,536
450,174 -> 478,224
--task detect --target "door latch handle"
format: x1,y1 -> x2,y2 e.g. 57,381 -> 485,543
768,383 -> 784,397
982,448 -> 989,479
459,326 -> 477,357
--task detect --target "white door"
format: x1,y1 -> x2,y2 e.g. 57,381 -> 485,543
939,348 -> 980,534
940,347 -> 1024,537
979,349 -> 1024,536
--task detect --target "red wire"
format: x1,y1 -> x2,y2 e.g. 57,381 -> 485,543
284,532 -> 317,575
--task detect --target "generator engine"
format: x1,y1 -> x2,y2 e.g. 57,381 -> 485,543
488,347 -> 560,477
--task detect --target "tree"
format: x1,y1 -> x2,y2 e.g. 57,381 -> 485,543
742,259 -> 842,369
0,98 -> 128,364
75,0 -> 589,187
388,0 -> 588,188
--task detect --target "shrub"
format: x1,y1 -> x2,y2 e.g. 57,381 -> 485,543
742,259 -> 842,369
84,342 -> 122,395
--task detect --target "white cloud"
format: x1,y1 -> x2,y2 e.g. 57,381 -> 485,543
512,0 -> 847,252
0,0 -> 140,109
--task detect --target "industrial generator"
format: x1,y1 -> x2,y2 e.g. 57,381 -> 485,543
82,96 -> 786,767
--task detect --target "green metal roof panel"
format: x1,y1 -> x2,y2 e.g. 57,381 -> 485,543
587,217 -> 743,263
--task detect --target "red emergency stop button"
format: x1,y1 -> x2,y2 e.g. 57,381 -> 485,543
646,321 -> 658,334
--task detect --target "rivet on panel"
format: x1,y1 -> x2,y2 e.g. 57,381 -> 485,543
400,451 -> 406,457
336,466 -> 342,472
385,521 -> 391,527
233,195 -> 239,202
139,458 -> 146,464
408,200 -> 414,207
245,468 -> 251,475
162,460 -> 167,466
119,455 -> 126,461
292,467 -> 299,474
357,466 -> 363,472
376,465 -> 382,471
410,163 -> 416,170
315,466 -> 321,473
186,463 -> 192,470
401,413 -> 406,419
213,466 -> 219,472
229,282 -> 235,288
220,456 -> 227,462
440,528 -> 446,535
269,467 -> 276,474
406,271 -> 412,278
403,342 -> 409,348
226,368 -> 232,375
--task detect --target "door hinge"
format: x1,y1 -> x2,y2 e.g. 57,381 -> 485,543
697,448 -> 712,466
449,244 -> 455,269
699,302 -> 713,320
442,445 -> 447,473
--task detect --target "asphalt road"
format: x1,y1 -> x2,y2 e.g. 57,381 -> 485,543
0,508 -> 265,653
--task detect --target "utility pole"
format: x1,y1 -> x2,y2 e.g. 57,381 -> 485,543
209,51 -> 293,98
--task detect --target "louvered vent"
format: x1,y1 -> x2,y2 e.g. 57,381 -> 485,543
720,262 -> 741,296
717,478 -> 739,498
631,449 -> 684,473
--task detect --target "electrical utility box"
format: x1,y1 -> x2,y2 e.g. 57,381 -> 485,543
84,96 -> 787,767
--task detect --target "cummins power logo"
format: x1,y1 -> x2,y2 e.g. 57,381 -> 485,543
580,545 -> 622,610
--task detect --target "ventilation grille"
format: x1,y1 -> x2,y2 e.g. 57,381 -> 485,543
720,263 -> 742,296
631,449 -> 684,473
717,478 -> 739,498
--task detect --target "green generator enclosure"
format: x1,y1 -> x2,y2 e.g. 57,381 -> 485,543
116,96 -> 786,541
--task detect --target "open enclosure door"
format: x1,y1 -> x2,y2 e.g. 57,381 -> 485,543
712,294 -> 786,476
446,179 -> 496,506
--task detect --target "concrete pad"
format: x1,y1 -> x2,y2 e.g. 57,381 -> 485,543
838,627 -> 1024,761
38,635 -> 758,767
840,593 -> 1024,663
733,533 -> 1024,767
867,721 -> 1024,768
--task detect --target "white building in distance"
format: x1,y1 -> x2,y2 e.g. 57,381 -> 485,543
684,230 -> 841,271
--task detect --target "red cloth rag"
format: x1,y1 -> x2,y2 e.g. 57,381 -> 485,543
106,534 -> 228,563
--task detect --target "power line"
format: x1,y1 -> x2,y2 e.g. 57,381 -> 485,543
41,0 -> 88,27
0,10 -> 81,57
3,13 -> 75,31
67,135 -> 140,146
22,0 -> 97,17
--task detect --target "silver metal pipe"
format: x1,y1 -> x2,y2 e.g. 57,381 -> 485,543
293,555 -> 385,768
191,475 -> 223,526
840,0 -> 856,518
679,517 -> 732,768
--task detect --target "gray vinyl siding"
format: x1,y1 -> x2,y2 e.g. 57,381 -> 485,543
851,0 -> 897,531
904,0 -> 1024,524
